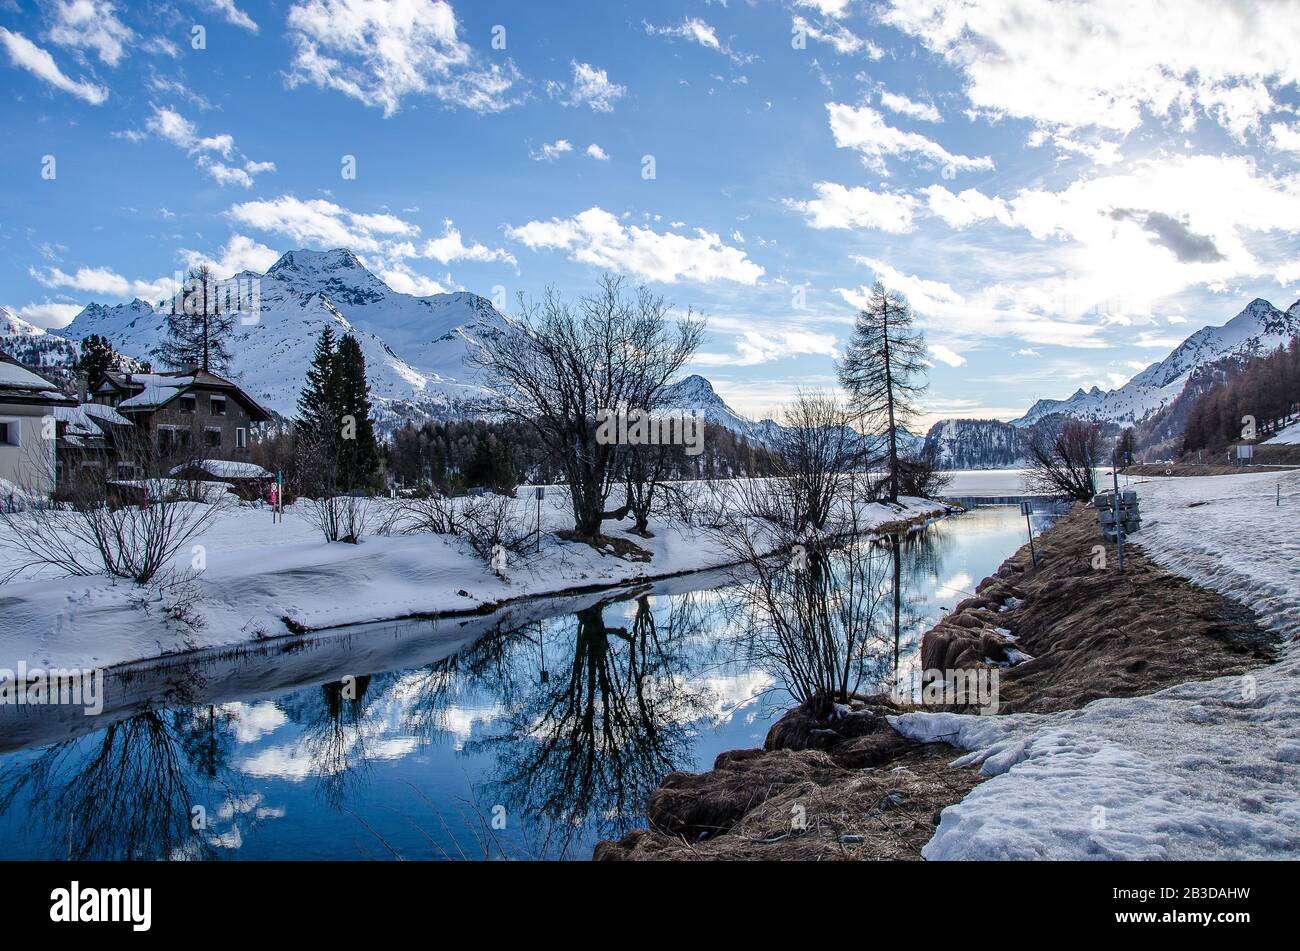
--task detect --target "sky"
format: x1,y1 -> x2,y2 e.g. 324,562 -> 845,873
2,0 -> 1300,428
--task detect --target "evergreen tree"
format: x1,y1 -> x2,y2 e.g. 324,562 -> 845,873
838,281 -> 928,502
332,334 -> 381,492
296,325 -> 339,445
77,335 -> 116,390
161,264 -> 235,374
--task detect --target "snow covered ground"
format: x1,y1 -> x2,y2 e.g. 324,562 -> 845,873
0,485 -> 946,675
1266,420 -> 1300,445
892,469 -> 1300,859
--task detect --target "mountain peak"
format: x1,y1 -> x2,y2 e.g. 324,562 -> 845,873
268,248 -> 370,279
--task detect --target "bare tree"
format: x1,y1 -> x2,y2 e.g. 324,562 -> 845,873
0,424 -> 227,585
469,274 -> 704,540
838,281 -> 927,503
160,264 -> 235,374
1022,418 -> 1104,501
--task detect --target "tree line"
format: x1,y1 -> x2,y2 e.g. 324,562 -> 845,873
1181,337 -> 1300,454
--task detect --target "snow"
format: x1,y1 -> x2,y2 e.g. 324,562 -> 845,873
170,460 -> 272,480
1266,420 -> 1300,445
0,485 -> 948,676
1012,298 -> 1300,428
890,469 -> 1300,859
0,359 -> 58,392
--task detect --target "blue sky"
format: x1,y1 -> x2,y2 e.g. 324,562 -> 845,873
3,0 -> 1300,426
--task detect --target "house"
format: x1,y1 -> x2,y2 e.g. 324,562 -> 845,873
0,353 -> 74,498
54,401 -> 139,484
92,368 -> 273,469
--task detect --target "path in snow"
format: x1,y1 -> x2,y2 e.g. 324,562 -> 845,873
891,469 -> 1300,860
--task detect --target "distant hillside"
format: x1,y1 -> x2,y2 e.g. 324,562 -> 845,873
923,418 -> 1027,469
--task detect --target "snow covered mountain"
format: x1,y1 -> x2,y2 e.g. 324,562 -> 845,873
923,419 -> 1027,470
59,249 -> 508,429
661,374 -> 784,446
0,306 -> 80,369
1011,298 -> 1300,428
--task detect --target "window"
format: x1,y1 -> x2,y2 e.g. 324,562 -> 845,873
210,396 -> 227,416
159,426 -> 191,454
116,463 -> 138,480
205,427 -> 222,449
0,420 -> 13,447
235,427 -> 247,450
179,395 -> 196,413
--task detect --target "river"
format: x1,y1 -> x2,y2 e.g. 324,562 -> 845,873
0,502 -> 1056,860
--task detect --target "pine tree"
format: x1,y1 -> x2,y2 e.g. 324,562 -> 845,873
838,281 -> 928,502
161,264 -> 235,374
296,325 -> 339,443
77,335 -> 116,390
332,334 -> 381,492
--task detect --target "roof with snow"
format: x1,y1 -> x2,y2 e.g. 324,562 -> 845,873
169,460 -> 273,480
0,353 -> 73,405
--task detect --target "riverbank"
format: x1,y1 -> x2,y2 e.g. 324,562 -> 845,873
596,473 -> 1289,860
0,488 -> 949,676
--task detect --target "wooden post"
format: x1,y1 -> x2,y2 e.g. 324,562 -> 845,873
1020,500 -> 1038,568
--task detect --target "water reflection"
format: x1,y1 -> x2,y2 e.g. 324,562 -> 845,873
0,507 -> 1048,860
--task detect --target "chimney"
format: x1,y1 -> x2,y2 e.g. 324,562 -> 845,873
77,372 -> 88,403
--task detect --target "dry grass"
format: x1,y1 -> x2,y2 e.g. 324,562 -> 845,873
595,502 -> 1279,861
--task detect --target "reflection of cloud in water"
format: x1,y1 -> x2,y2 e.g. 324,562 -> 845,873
221,701 -> 288,743
935,572 -> 973,601
238,733 -> 420,781
688,670 -> 773,725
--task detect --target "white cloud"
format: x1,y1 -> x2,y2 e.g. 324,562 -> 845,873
786,182 -> 916,233
0,28 -> 108,104
530,138 -> 573,162
826,103 -> 993,172
842,256 -> 1110,349
370,261 -> 450,296
645,16 -> 750,63
879,0 -> 1300,138
929,343 -> 966,367
586,143 -> 610,161
922,184 -> 1012,228
46,0 -> 134,67
1272,121 -> 1300,153
199,0 -> 259,33
226,196 -> 417,252
506,207 -> 763,284
140,104 -> 274,188
880,89 -> 941,122
693,328 -> 840,367
646,17 -> 721,51
420,220 -> 515,266
792,15 -> 881,57
226,195 -> 509,276
17,301 -> 83,330
796,0 -> 854,19
30,264 -> 175,302
180,234 -> 281,278
561,61 -> 626,112
285,0 -> 522,116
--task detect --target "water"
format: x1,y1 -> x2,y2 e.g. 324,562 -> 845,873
0,506 -> 1053,860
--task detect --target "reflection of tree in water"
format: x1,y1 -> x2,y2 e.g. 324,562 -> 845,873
292,674 -> 375,810
0,663 -> 245,859
466,591 -> 713,857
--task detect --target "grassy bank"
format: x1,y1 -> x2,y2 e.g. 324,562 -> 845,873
595,503 -> 1278,861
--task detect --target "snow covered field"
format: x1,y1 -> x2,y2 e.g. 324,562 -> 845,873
0,485 -> 946,674
892,469 -> 1300,859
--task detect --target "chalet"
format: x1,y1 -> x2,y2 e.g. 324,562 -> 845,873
0,353 -> 74,498
92,369 -> 273,469
54,401 -> 138,483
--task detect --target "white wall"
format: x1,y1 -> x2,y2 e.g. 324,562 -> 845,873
0,404 -> 56,496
